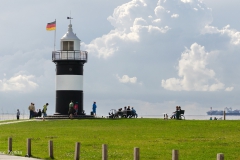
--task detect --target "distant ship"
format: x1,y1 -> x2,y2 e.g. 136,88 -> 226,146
207,107 -> 240,115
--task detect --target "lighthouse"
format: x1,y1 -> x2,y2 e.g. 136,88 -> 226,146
52,21 -> 88,115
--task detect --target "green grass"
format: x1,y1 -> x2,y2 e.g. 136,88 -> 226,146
1,118 -> 240,160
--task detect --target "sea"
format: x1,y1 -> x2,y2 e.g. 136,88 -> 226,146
0,114 -> 29,121
1,114 -> 240,121
140,115 -> 240,120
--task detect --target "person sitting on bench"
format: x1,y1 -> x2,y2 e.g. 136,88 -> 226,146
131,107 -> 138,118
170,106 -> 179,119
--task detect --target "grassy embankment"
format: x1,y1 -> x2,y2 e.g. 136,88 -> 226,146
0,118 -> 240,160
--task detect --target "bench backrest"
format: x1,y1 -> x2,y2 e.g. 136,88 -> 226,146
180,110 -> 185,114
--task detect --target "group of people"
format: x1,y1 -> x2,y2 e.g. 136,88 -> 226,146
109,106 -> 138,118
28,102 -> 49,120
210,117 -> 222,120
68,101 -> 97,118
68,100 -> 79,118
26,100 -> 96,120
120,106 -> 138,118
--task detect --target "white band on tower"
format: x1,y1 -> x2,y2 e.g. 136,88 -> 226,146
56,75 -> 83,90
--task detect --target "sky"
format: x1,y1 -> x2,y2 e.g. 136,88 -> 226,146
1,0 -> 240,116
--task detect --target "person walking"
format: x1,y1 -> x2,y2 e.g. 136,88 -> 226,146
92,101 -> 97,116
68,100 -> 74,119
16,109 -> 20,120
42,103 -> 49,120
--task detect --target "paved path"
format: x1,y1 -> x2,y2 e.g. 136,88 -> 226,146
0,154 -> 42,159
0,119 -> 35,125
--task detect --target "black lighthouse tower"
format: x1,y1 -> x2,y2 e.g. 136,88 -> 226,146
52,22 -> 88,115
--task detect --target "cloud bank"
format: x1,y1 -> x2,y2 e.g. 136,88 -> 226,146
81,0 -> 239,115
1,0 -> 240,115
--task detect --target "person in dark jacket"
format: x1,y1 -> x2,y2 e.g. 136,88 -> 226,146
38,109 -> 42,117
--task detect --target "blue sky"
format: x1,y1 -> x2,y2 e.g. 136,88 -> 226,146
0,0 -> 240,116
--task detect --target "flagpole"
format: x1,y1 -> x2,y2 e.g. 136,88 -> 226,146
54,19 -> 56,51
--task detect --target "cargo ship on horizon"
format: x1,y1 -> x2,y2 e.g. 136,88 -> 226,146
207,107 -> 240,115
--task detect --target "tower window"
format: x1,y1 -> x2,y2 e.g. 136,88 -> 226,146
63,41 -> 74,51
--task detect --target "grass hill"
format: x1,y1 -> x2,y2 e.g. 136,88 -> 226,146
0,118 -> 240,160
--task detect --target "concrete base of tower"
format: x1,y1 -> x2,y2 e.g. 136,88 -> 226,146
36,114 -> 95,120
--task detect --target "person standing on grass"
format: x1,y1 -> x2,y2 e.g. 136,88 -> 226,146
42,103 -> 48,120
16,109 -> 20,120
92,101 -> 97,116
28,103 -> 34,119
68,100 -> 74,118
74,102 -> 79,115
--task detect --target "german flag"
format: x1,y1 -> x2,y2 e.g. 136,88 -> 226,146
46,21 -> 56,31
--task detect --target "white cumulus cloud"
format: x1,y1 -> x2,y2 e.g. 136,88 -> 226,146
225,87 -> 234,92
82,0 -> 212,59
171,14 -> 179,18
161,43 -> 228,91
152,18 -> 161,23
0,74 -> 38,92
202,25 -> 240,45
116,74 -> 137,84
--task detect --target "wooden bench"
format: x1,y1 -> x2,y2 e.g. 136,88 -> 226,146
179,110 -> 185,120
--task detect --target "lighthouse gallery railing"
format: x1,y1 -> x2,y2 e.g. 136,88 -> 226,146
52,50 -> 88,62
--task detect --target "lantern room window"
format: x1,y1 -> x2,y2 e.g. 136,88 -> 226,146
63,41 -> 74,51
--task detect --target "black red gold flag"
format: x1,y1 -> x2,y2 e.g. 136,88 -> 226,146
46,21 -> 56,31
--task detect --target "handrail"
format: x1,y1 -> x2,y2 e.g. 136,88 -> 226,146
52,50 -> 88,62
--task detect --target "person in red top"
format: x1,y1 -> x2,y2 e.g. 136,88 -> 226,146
74,102 -> 79,115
